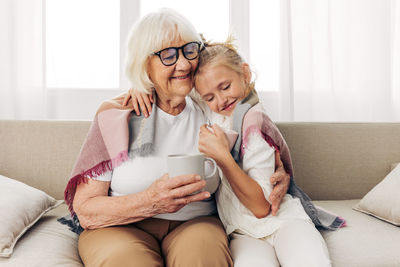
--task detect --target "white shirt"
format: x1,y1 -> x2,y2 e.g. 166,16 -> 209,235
210,110 -> 311,239
93,97 -> 219,220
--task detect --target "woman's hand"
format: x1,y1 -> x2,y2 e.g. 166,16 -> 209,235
268,150 -> 291,216
73,173 -> 209,229
122,88 -> 154,117
198,124 -> 230,164
145,173 -> 210,214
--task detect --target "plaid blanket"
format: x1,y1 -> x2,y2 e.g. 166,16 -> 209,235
63,93 -> 133,217
231,89 -> 346,230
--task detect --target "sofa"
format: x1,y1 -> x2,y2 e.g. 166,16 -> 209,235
0,120 -> 399,267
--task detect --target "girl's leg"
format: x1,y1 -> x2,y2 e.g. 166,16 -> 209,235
273,220 -> 331,267
229,233 -> 279,267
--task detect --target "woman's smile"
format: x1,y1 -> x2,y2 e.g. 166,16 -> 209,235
172,73 -> 191,80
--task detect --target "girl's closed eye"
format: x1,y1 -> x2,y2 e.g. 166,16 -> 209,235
223,84 -> 231,90
206,96 -> 214,102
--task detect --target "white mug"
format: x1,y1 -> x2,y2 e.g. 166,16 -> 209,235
167,153 -> 218,194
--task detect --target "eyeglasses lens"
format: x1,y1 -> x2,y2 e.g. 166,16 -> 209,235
160,48 -> 177,66
183,43 -> 199,60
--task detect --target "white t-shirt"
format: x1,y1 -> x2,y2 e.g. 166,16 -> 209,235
210,107 -> 311,239
93,97 -> 219,220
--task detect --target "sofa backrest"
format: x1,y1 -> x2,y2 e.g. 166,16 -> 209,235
278,122 -> 400,200
0,120 -> 91,200
1,120 -> 399,200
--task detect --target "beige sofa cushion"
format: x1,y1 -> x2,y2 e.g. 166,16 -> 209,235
0,120 -> 91,200
0,175 -> 62,258
391,162 -> 399,171
0,204 -> 82,266
316,200 -> 400,267
353,164 -> 400,226
4,199 -> 397,267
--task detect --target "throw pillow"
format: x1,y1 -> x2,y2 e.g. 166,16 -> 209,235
0,175 -> 62,257
353,164 -> 400,226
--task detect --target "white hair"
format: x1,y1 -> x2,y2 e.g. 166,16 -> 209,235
125,8 -> 202,93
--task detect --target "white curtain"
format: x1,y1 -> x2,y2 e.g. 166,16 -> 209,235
281,0 -> 400,122
1,0 -> 399,122
0,0 -> 45,120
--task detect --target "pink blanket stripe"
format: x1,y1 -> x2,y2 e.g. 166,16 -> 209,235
242,124 -> 281,155
64,93 -> 134,216
241,104 -> 294,176
64,150 -> 129,215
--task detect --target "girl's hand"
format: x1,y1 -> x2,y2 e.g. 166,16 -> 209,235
198,124 -> 230,163
122,88 -> 154,117
268,150 -> 291,216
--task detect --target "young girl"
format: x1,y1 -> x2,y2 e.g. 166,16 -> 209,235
193,40 -> 333,267
124,39 -> 343,267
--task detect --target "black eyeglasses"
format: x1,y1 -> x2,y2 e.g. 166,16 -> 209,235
153,42 -> 202,66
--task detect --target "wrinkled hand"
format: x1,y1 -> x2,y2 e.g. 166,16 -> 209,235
146,173 -> 210,214
122,88 -> 154,117
268,150 -> 290,216
198,124 -> 230,163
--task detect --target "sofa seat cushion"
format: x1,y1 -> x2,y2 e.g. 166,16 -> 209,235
315,200 -> 400,267
2,200 -> 399,267
0,204 -> 82,267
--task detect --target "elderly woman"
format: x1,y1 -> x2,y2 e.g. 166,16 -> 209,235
62,9 -> 230,267
63,8 -> 290,267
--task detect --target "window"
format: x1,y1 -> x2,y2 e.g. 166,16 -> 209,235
46,0 -> 120,88
46,0 -> 231,89
249,0 -> 280,92
43,0 -> 280,120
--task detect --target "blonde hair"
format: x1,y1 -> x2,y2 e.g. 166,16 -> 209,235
125,8 -> 202,93
195,36 -> 255,95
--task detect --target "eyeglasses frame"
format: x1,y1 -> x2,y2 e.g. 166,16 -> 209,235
153,42 -> 203,66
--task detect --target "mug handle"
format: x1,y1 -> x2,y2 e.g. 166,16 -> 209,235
204,157 -> 217,179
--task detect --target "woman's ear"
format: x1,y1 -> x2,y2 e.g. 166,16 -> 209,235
146,58 -> 154,82
242,63 -> 251,85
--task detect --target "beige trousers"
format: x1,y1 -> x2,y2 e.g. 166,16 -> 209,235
78,215 -> 232,267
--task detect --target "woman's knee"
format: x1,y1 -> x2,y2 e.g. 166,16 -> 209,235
79,227 -> 163,267
102,243 -> 163,267
163,216 -> 233,267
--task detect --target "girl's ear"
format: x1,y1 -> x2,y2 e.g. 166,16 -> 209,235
242,63 -> 251,84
